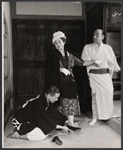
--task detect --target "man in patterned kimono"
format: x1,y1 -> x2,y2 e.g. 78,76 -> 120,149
81,29 -> 120,125
7,86 -> 70,141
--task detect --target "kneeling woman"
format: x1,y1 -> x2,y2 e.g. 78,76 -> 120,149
45,31 -> 95,129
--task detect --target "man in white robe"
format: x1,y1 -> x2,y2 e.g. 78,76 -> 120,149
81,29 -> 120,125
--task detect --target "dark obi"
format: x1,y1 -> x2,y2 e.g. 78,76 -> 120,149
60,73 -> 77,99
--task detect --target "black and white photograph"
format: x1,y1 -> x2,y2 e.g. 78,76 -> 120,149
2,1 -> 121,148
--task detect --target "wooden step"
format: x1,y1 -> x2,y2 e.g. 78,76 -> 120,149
105,100 -> 121,135
114,90 -> 121,95
113,80 -> 121,85
113,80 -> 121,100
105,118 -> 121,135
114,90 -> 121,100
113,80 -> 121,89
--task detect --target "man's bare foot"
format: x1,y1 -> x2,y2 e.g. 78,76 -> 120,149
89,119 -> 97,125
7,131 -> 20,139
112,114 -> 117,118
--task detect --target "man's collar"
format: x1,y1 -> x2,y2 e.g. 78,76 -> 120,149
94,42 -> 103,47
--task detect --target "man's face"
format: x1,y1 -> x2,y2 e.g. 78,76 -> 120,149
93,29 -> 104,45
48,93 -> 60,103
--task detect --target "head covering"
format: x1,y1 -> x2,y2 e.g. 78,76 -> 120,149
52,31 -> 66,44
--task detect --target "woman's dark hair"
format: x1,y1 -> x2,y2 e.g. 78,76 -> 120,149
60,37 -> 66,43
45,85 -> 60,96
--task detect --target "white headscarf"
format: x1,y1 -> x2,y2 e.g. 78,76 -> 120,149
52,31 -> 66,44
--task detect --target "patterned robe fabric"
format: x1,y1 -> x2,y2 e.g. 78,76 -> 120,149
45,49 -> 83,116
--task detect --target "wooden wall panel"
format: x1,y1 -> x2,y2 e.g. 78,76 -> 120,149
18,68 -> 45,95
13,20 -> 47,103
86,2 -> 104,44
18,32 -> 46,61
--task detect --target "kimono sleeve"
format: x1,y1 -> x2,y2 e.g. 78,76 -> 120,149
81,45 -> 91,61
33,101 -> 56,135
45,50 -> 61,90
73,55 -> 84,66
108,46 -> 121,72
68,50 -> 83,67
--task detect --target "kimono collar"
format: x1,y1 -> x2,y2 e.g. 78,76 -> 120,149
59,49 -> 69,69
94,42 -> 103,47
94,42 -> 104,60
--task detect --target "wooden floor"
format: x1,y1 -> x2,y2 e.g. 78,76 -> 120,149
3,101 -> 121,148
105,100 -> 121,135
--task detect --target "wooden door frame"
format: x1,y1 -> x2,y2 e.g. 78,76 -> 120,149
11,2 -> 86,20
12,19 -> 49,105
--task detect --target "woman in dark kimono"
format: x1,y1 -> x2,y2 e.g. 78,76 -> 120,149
45,31 -> 96,129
